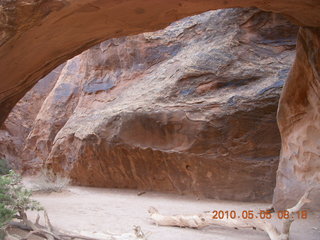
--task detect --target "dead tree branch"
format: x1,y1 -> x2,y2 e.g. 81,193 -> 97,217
148,187 -> 316,240
6,210 -> 148,240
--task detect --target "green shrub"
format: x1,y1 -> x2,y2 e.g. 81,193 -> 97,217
0,203 -> 14,233
0,159 -> 10,175
0,170 -> 42,235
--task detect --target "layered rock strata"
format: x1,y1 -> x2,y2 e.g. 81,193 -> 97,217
0,0 -> 319,125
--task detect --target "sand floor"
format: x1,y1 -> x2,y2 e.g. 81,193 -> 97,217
23,186 -> 320,240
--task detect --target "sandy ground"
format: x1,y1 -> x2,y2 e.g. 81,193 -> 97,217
22,185 -> 320,240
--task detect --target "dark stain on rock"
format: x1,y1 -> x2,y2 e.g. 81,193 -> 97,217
215,76 -> 260,89
135,8 -> 145,14
258,80 -> 284,95
145,43 -> 182,65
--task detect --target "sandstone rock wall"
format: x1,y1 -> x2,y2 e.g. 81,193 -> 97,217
0,0 -> 319,210
13,8 -> 297,202
273,27 -> 320,210
0,0 -> 319,126
0,64 -> 64,168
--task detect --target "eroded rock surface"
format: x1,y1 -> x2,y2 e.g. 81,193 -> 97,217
0,0 -> 320,125
0,0 -> 319,211
0,65 -> 64,168
273,27 -> 320,210
11,8 -> 298,202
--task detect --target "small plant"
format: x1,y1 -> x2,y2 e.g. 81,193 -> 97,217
0,203 -> 14,235
32,168 -> 70,193
0,170 -> 42,236
0,159 -> 10,175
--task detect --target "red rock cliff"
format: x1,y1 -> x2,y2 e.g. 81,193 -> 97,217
3,8 -> 298,202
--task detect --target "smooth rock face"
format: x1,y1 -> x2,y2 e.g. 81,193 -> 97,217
14,8 -> 297,201
274,27 -> 320,210
0,65 -> 64,168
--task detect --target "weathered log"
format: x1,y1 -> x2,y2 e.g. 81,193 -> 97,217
148,187 -> 316,240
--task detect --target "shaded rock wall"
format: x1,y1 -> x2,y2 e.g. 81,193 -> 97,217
0,64 -> 64,168
13,8 -> 297,202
